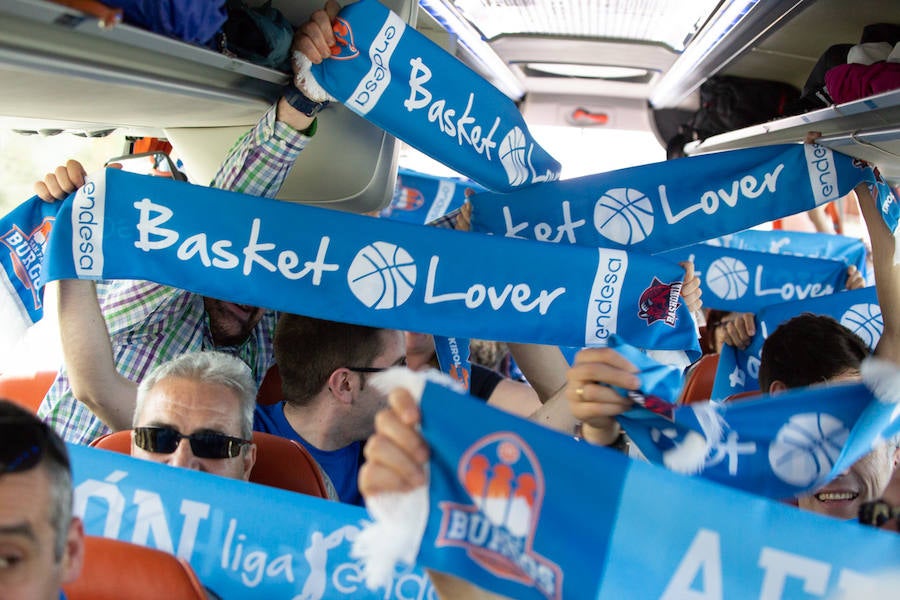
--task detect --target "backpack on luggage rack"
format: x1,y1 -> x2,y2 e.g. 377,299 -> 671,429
688,75 -> 800,141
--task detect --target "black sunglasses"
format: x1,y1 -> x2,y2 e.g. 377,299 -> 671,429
859,499 -> 900,528
346,357 -> 407,374
0,419 -> 70,476
133,426 -> 250,459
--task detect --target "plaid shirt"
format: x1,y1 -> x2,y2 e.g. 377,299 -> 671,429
39,105 -> 311,444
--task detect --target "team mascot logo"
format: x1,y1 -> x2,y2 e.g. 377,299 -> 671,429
329,17 -> 359,60
449,363 -> 471,390
392,185 -> 425,212
638,278 -> 681,326
0,217 -> 54,310
437,432 -> 562,600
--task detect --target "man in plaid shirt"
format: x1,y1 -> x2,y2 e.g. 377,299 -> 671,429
35,2 -> 341,444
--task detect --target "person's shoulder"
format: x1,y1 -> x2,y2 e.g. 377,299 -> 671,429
253,401 -> 287,434
470,363 -> 503,401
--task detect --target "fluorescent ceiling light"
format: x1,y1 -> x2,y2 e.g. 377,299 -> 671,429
527,63 -> 649,79
651,0 -> 807,108
452,0 -> 720,51
419,0 -> 526,99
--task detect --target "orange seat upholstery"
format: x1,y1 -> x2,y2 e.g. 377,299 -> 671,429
726,390 -> 762,403
90,430 -> 329,499
0,371 -> 56,413
678,354 -> 720,405
63,535 -> 207,600
256,363 -> 283,406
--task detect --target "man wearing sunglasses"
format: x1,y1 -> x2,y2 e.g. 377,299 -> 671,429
254,313 -> 406,505
131,352 -> 257,481
0,400 -> 84,599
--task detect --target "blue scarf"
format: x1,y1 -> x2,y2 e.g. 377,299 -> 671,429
433,335 -> 472,392
622,378 -> 899,497
470,144 -> 887,252
5,168 -> 699,357
711,286 -> 882,400
658,243 -> 848,312
380,168 -> 483,225
69,443 -> 435,599
359,376 -> 900,600
309,0 -> 561,192
706,229 -> 868,274
0,196 -> 58,327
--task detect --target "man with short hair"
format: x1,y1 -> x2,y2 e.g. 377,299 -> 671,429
254,314 -> 406,505
0,400 -> 84,599
131,351 -> 257,482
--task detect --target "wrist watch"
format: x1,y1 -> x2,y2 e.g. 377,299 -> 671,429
281,83 -> 329,118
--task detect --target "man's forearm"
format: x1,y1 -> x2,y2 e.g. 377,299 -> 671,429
858,182 -> 900,363
56,280 -> 138,430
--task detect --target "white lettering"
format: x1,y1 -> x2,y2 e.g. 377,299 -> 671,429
585,250 -> 627,344
73,471 -> 127,539
758,547 -> 830,599
404,59 -> 499,160
242,218 -> 277,275
176,233 -> 211,267
348,13 -> 404,115
132,490 -> 174,553
176,500 -> 210,561
754,266 -> 833,301
222,518 -> 295,589
660,164 -> 784,225
661,529 -> 723,600
502,201 -> 586,243
134,198 -> 178,251
424,256 -> 564,315
73,177 -> 105,277
804,145 -> 838,206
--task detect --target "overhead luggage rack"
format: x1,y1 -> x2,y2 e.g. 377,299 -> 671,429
0,0 -> 284,131
0,0 -> 418,213
685,88 -> 900,178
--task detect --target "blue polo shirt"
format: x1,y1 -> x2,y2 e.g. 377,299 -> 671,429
253,402 -> 363,506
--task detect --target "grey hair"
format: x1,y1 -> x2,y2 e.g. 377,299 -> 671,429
44,458 -> 73,561
134,351 -> 256,439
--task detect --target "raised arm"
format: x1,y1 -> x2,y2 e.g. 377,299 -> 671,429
36,161 -> 137,430
360,388 -> 509,600
857,181 -> 900,363
211,0 -> 340,195
54,280 -> 137,430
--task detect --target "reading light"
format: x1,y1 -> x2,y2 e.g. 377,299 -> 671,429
527,64 -> 649,80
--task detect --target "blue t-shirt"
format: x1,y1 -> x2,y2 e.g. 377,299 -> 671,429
254,402 -> 363,506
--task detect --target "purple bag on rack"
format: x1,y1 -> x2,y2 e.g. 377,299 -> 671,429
103,0 -> 227,46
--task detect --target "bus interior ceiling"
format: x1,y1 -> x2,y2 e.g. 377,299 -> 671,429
0,0 -> 899,205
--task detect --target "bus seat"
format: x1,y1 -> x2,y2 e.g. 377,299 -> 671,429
250,431 -> 329,498
678,354 -> 719,405
63,535 -> 207,600
0,371 -> 56,413
726,390 -> 762,403
90,430 -> 329,499
256,363 -> 283,406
